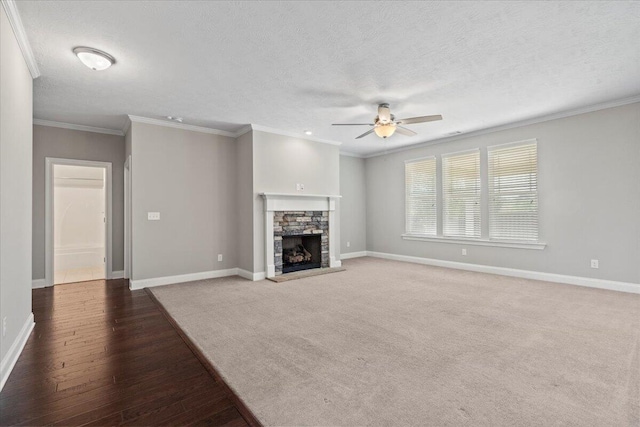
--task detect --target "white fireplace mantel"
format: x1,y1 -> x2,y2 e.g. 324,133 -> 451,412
260,193 -> 341,278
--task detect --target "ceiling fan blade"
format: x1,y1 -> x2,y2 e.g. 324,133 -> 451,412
397,114 -> 442,125
355,129 -> 375,139
395,126 -> 417,137
332,123 -> 374,126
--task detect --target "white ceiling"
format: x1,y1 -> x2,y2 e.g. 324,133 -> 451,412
17,1 -> 640,156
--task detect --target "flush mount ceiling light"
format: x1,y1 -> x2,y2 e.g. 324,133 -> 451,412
73,47 -> 115,71
166,116 -> 183,123
304,130 -> 313,135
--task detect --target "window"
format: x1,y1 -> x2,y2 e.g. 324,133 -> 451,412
442,150 -> 481,238
405,157 -> 437,236
488,142 -> 538,241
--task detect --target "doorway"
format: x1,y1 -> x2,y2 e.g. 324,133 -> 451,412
46,158 -> 113,286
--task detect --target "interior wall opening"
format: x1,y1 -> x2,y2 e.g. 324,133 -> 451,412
53,164 -> 106,284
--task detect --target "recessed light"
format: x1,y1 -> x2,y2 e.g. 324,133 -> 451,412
166,116 -> 183,123
73,47 -> 115,71
304,130 -> 312,135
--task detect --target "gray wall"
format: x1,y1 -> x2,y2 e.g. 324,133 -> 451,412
365,103 -> 640,284
339,155 -> 367,254
235,131 -> 254,273
251,130 -> 341,273
0,5 -> 33,372
130,122 -> 237,280
32,125 -> 125,279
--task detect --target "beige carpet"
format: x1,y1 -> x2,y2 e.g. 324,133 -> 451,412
149,257 -> 640,426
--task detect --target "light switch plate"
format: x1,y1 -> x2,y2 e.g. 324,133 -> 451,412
148,212 -> 160,221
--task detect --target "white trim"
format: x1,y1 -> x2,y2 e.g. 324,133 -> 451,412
124,156 -> 132,279
233,125 -> 253,138
0,0 -> 40,78
45,158 -> 113,287
261,193 -> 341,278
34,119 -> 124,136
127,115 -> 237,137
32,279 -> 47,289
401,234 -> 546,250
364,96 -> 640,158
404,154 -> 436,164
261,192 -> 342,199
129,268 -> 239,290
237,269 -> 266,281
366,251 -> 640,294
250,124 -> 342,146
340,251 -> 367,260
0,313 -> 35,392
441,147 -> 480,158
111,270 -> 124,279
339,151 -> 364,158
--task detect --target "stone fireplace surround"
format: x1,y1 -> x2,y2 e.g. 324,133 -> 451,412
275,211 -> 328,275
261,193 -> 341,278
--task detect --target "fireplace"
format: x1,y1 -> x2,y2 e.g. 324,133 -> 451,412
273,211 -> 329,275
261,193 -> 341,279
282,235 -> 321,273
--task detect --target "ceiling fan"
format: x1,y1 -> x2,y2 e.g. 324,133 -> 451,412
332,103 -> 442,139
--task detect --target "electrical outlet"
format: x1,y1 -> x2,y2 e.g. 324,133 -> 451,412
296,183 -> 304,191
218,254 -> 223,262
591,259 -> 599,269
2,317 -> 6,337
462,248 -> 467,256
147,212 -> 160,221
346,241 -> 351,248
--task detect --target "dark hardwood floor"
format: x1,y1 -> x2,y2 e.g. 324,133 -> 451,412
0,278 -> 252,426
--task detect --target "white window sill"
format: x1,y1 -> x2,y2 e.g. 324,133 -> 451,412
401,234 -> 547,250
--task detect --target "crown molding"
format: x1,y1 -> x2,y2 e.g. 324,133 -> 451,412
127,115 -> 237,137
363,94 -> 640,159
34,119 -> 124,136
1,0 -> 40,79
339,150 -> 364,158
233,125 -> 253,138
250,124 -> 342,146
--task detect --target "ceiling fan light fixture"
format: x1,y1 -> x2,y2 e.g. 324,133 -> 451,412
73,47 -> 115,71
374,123 -> 396,138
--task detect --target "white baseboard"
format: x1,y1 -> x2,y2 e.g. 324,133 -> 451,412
237,269 -> 266,281
111,270 -> 124,279
340,251 -> 367,260
367,251 -> 640,295
0,313 -> 35,392
129,268 -> 240,290
32,279 -> 47,289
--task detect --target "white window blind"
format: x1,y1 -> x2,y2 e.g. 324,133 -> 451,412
442,150 -> 481,238
405,157 -> 437,235
488,142 -> 538,241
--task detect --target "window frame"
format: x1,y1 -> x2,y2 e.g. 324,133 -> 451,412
402,140 -> 545,250
404,156 -> 437,236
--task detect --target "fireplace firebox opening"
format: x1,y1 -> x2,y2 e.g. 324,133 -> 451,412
282,235 -> 321,273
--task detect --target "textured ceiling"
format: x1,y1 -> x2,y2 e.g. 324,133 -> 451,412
17,1 -> 640,155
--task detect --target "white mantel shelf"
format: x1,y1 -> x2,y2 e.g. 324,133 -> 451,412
260,192 -> 341,278
260,193 -> 342,199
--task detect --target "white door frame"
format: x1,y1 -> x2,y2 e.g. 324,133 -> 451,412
45,157 -> 113,287
124,155 -> 132,279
